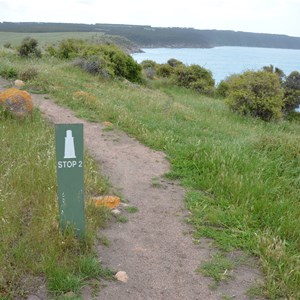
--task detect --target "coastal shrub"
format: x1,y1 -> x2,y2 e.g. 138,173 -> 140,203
167,58 -> 184,67
282,71 -> 300,113
105,45 -> 142,83
226,70 -> 284,121
3,42 -> 12,49
173,64 -> 215,94
140,60 -> 157,79
140,60 -> 157,69
73,56 -> 113,79
49,39 -> 143,82
18,37 -> 41,58
262,64 -> 286,83
216,74 -> 244,98
156,64 -> 173,78
56,39 -> 83,59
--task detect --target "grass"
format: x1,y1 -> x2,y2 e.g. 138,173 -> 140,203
124,206 -> 139,213
198,252 -> 235,286
0,109 -> 112,298
0,49 -> 300,298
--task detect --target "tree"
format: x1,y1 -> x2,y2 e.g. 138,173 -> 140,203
18,37 -> 41,58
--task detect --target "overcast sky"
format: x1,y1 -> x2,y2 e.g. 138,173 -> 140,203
0,0 -> 300,37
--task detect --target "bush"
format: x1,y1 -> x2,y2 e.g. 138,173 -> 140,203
216,74 -> 240,98
283,71 -> 300,113
140,60 -> 157,69
167,58 -> 184,68
225,70 -> 284,121
51,40 -> 143,83
173,64 -> 215,94
18,37 -> 41,58
156,64 -> 174,78
3,42 -> 12,49
140,60 -> 157,79
56,39 -> 82,59
73,56 -> 113,79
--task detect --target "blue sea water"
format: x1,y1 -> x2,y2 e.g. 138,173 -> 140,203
132,47 -> 300,111
132,46 -> 300,84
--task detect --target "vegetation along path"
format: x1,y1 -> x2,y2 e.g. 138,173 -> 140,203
22,88 -> 264,300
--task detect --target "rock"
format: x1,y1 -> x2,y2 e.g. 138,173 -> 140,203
0,88 -> 33,117
112,208 -> 121,215
14,79 -> 25,87
115,271 -> 129,283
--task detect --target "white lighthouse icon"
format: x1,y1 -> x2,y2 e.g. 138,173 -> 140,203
64,130 -> 76,159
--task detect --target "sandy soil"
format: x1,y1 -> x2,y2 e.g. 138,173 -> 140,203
0,80 -> 264,299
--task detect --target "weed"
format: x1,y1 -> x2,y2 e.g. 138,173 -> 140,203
151,177 -> 163,188
115,215 -> 128,223
124,206 -> 139,213
197,252 -> 235,284
97,235 -> 111,247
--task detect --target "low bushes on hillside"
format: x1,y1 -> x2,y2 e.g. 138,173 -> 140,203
225,70 -> 284,121
47,39 -> 143,83
218,66 -> 300,121
283,71 -> 300,113
140,58 -> 215,95
18,37 -> 41,58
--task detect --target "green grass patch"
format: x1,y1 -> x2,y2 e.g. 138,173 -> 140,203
0,109 -> 111,298
198,252 -> 235,285
1,50 -> 300,298
124,206 -> 139,213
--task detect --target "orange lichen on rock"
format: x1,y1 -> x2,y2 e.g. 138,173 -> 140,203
92,195 -> 121,209
0,88 -> 33,117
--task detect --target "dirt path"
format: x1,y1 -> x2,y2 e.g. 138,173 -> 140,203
1,80 -> 264,299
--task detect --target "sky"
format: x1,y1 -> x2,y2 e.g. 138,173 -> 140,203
0,0 -> 300,37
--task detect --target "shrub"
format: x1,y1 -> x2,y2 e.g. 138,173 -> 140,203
216,74 -> 240,98
3,42 -> 12,49
104,45 -> 142,83
49,39 -> 143,83
226,70 -> 284,121
18,37 -> 41,58
282,71 -> 300,113
57,39 -> 81,59
73,56 -> 113,79
173,64 -> 215,94
140,60 -> 157,69
140,60 -> 157,79
156,64 -> 174,78
262,64 -> 286,83
167,58 -> 184,68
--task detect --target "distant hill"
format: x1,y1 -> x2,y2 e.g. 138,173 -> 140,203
1,22 -> 300,50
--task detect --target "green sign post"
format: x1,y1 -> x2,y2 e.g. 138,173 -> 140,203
55,124 -> 85,238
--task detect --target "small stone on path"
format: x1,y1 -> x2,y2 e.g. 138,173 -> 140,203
115,271 -> 129,283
